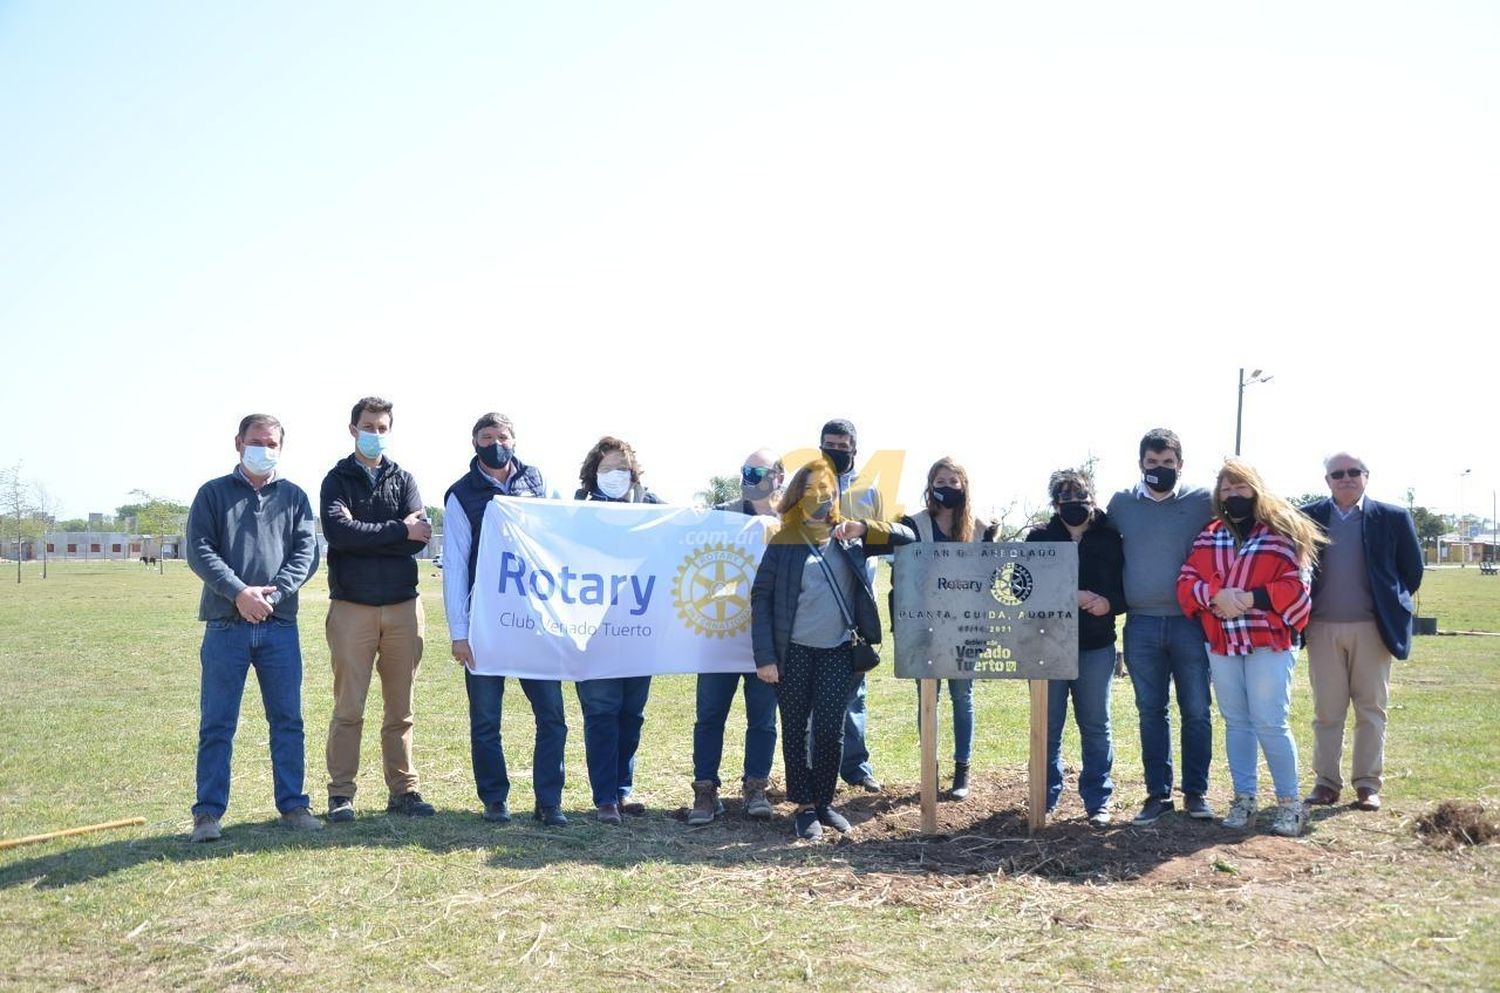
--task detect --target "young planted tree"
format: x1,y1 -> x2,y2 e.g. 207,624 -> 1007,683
32,483 -> 58,579
1,463 -> 44,584
127,489 -> 189,574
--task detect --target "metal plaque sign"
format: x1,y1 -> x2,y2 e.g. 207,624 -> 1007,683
892,542 -> 1079,680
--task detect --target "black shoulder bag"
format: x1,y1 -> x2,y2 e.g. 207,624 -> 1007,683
805,539 -> 881,673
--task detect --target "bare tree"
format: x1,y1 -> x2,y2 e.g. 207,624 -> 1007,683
32,482 -> 58,579
1,463 -> 44,584
985,497 -> 1052,542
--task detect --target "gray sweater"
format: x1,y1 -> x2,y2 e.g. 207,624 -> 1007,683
186,469 -> 321,622
1309,506 -> 1376,622
1105,485 -> 1214,617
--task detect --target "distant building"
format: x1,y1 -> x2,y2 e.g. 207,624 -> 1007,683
3,532 -> 185,561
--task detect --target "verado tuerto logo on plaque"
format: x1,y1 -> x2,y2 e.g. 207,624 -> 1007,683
892,542 -> 1079,680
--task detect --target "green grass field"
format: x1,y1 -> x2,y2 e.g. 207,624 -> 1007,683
1,562 -> 1496,992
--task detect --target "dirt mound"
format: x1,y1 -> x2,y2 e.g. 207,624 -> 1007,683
674,775 -> 1331,889
1413,800 -> 1500,850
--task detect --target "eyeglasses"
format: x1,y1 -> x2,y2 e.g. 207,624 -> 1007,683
1328,468 -> 1366,480
741,466 -> 774,485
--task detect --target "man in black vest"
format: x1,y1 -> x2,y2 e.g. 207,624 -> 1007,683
443,412 -> 568,826
1301,453 -> 1423,812
322,397 -> 433,822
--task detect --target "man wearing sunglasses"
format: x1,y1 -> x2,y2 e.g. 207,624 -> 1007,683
688,449 -> 785,825
1301,454 -> 1423,813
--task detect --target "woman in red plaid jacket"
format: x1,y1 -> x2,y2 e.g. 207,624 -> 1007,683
1177,458 -> 1327,838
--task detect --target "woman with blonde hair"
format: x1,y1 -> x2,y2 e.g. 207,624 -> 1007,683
751,459 -> 914,839
1177,458 -> 1326,837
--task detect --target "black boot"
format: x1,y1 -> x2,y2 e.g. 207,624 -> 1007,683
951,761 -> 971,800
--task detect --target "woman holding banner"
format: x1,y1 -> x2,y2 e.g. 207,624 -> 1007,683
1024,469 -> 1125,827
751,459 -> 914,840
896,457 -> 997,800
574,436 -> 665,825
1176,458 -> 1324,838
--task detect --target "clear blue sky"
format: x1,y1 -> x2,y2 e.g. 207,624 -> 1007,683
2,2 -> 1496,522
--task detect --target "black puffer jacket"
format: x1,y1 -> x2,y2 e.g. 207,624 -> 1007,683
1024,511 -> 1126,650
320,455 -> 427,605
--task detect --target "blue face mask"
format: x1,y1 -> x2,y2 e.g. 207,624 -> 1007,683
356,430 -> 389,460
241,445 -> 279,476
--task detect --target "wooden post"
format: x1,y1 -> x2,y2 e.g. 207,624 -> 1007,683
919,677 -> 939,834
0,817 -> 146,851
1028,678 -> 1048,834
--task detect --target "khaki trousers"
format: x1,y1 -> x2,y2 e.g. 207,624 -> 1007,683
325,597 -> 425,799
1305,619 -> 1391,792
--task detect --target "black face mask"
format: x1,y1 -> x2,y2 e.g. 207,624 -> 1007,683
821,447 -> 854,476
1143,465 -> 1178,494
1058,501 -> 1091,527
477,443 -> 513,470
931,486 -> 964,509
1224,495 -> 1256,521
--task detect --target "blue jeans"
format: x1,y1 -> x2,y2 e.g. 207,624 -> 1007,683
692,672 -> 779,785
1046,645 -> 1116,813
575,676 -> 651,807
465,671 -> 567,808
1209,648 -> 1301,800
840,674 -> 875,783
194,617 -> 309,818
1124,614 -> 1213,798
913,679 -> 975,763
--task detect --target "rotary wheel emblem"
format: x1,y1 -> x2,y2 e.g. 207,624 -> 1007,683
991,562 -> 1034,606
674,542 -> 757,638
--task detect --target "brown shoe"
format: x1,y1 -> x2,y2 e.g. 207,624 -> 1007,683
742,777 -> 773,820
1354,788 -> 1382,811
687,780 -> 721,826
619,797 -> 647,816
1305,785 -> 1341,806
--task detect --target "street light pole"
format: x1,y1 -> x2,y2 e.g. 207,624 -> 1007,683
1234,368 -> 1273,456
1459,469 -> 1472,565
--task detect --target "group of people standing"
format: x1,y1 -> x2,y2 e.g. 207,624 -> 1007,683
183,405 -> 1423,845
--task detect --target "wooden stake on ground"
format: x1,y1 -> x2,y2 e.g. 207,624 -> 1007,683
919,677 -> 939,834
1028,679 -> 1048,834
0,817 -> 146,851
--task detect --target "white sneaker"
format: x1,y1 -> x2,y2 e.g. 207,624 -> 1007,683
1222,793 -> 1257,829
1270,798 -> 1308,837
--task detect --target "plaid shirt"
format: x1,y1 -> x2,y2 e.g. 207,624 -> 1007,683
1177,519 -> 1311,655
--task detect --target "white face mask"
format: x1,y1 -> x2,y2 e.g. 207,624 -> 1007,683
242,445 -> 280,476
597,469 -> 632,499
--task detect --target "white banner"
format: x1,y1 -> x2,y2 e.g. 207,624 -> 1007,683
468,497 -> 773,679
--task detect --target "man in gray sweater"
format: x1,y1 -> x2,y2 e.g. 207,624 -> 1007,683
185,413 -> 322,843
1106,428 -> 1216,826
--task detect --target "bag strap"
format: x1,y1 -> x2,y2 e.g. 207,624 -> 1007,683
805,538 -> 864,642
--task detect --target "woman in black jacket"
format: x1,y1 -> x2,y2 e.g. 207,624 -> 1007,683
1025,469 -> 1125,827
751,459 -> 914,840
